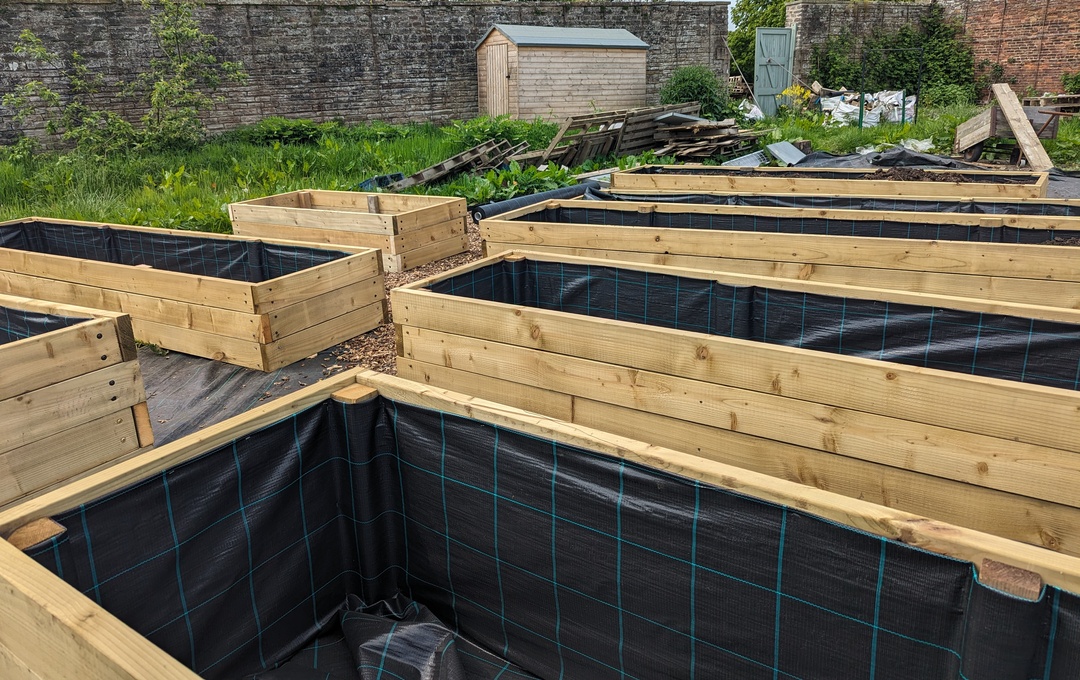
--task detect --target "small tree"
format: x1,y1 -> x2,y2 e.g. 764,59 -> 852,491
727,0 -> 787,87
660,66 -> 731,120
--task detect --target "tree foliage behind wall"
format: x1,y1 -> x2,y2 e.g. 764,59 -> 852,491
808,5 -> 975,103
728,0 -> 786,86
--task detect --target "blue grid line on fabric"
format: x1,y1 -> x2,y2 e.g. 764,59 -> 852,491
689,484 -> 700,680
550,440 -> 566,680
79,506 -> 103,605
439,413 -> 461,634
492,428 -> 510,656
1043,589 -> 1061,680
878,302 -> 891,360
296,415 -> 324,628
772,508 -> 787,680
233,441 -> 268,668
869,538 -> 887,680
393,402 -> 411,578
161,471 -> 197,669
341,403 -> 362,570
0,306 -> 86,345
616,460 -> 627,679
395,449 -> 969,665
373,620 -> 400,680
1021,317 -> 1035,383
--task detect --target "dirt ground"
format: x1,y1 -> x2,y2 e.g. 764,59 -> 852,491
322,217 -> 485,376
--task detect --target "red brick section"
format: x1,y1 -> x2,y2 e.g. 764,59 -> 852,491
940,0 -> 1080,94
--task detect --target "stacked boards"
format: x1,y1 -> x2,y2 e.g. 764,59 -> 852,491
0,294 -> 151,509
0,217 -> 386,371
230,190 -> 468,273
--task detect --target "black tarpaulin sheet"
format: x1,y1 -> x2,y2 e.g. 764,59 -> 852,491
0,304 -> 87,346
0,220 -> 349,282
428,259 -> 1080,391
586,187 -> 1080,219
26,397 -> 1080,679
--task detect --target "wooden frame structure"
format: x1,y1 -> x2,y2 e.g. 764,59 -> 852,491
0,217 -> 386,372
609,164 -> 1051,198
3,368 -> 1080,678
394,251 -> 1080,557
0,294 -> 152,510
481,199 -> 1080,309
229,190 -> 468,272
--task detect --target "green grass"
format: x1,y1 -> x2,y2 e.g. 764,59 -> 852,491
3,107 -> 1077,236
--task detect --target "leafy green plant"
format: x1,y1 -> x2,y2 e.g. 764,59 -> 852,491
434,161 -> 574,204
727,0 -> 786,87
1062,72 -> 1080,95
228,117 -> 324,146
443,116 -> 559,151
660,66 -> 731,119
920,84 -> 975,108
974,60 -> 1009,101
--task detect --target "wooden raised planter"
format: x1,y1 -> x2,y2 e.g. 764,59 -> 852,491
394,251 -> 1080,557
0,294 -> 151,509
609,164 -> 1051,198
0,217 -> 387,371
1,370 -> 1079,679
229,190 -> 469,273
481,198 -> 1080,309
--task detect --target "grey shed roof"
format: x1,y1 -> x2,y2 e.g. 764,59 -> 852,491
476,24 -> 649,50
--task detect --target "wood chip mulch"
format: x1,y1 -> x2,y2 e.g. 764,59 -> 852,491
322,217 -> 485,376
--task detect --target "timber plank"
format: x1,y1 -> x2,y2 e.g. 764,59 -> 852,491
267,275 -> 384,341
261,300 -> 386,371
228,203 -> 396,232
250,249 -> 381,313
383,234 -> 469,274
131,318 -> 265,370
992,83 -> 1055,171
396,358 -> 1080,556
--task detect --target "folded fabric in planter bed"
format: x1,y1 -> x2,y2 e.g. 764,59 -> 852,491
16,385 -> 1080,680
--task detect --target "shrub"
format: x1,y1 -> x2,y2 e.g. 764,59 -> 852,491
230,117 -> 324,146
660,66 -> 730,119
443,116 -> 559,151
920,84 -> 975,108
1062,72 -> 1080,95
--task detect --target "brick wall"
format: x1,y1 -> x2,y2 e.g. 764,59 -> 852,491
0,0 -> 729,143
937,0 -> 1080,94
785,0 -> 935,86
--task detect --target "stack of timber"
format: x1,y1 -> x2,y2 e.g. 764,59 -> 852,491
230,190 -> 468,272
0,217 -> 386,371
480,198 -> 1080,308
3,369 -> 1080,678
609,164 -> 1051,197
953,84 -> 1056,170
387,139 -> 527,191
652,118 -> 765,160
394,251 -> 1080,557
0,294 -> 151,510
1023,92 -> 1080,113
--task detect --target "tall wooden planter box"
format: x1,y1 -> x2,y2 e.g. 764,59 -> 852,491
0,294 -> 151,509
609,164 -> 1051,198
1,370 -> 1079,680
0,218 -> 386,371
229,190 -> 469,273
480,198 -> 1080,309
394,251 -> 1080,557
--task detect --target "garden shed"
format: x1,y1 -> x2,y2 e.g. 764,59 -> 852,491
476,24 -> 649,120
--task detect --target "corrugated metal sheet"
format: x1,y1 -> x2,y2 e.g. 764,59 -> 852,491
476,24 -> 649,50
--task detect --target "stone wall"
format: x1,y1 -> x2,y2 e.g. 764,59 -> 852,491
937,0 -> 1080,94
785,0 -> 935,86
0,0 -> 729,143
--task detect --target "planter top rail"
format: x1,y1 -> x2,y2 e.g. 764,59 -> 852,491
230,189 -> 467,233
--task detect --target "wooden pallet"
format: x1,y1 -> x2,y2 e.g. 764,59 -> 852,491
231,190 -> 468,273
388,139 -> 520,190
0,294 -> 152,509
394,251 -> 1080,558
0,217 -> 387,371
3,368 -> 1080,679
480,198 -> 1080,309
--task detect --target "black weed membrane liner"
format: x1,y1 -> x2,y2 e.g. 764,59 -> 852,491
623,165 -> 1030,184
522,202 -> 1062,244
589,187 -> 1080,219
429,260 -> 1080,391
0,304 -> 87,346
0,221 -> 350,282
27,397 -> 1080,679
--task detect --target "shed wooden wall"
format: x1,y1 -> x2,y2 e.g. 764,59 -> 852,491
477,32 -> 521,117
517,47 -> 647,119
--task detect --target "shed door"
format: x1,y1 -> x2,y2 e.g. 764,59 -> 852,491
754,27 -> 795,117
486,43 -> 510,116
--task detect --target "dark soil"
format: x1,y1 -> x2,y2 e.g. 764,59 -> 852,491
869,167 -> 973,183
1040,236 -> 1080,246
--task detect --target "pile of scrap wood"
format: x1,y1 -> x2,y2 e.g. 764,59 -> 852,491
954,83 -> 1055,171
652,117 -> 765,160
388,138 -> 528,190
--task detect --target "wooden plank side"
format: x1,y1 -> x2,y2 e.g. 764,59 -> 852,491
262,300 -> 385,371
0,370 -> 367,532
397,324 -> 1080,509
992,83 -> 1055,172
0,411 -> 140,509
393,291 -> 1080,454
0,317 -> 126,402
0,642 -> 42,680
250,250 -> 382,313
267,274 -> 384,340
228,202 -> 395,233
392,218 -> 466,253
954,107 -> 994,152
384,234 -> 469,274
0,539 -> 199,680
396,358 -> 1080,556
130,318 -> 265,370
359,371 -> 1080,593
481,240 -> 1080,310
0,270 -> 269,342
231,220 -> 393,250
481,221 -> 1080,282
0,362 -> 146,455
0,249 -> 257,312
